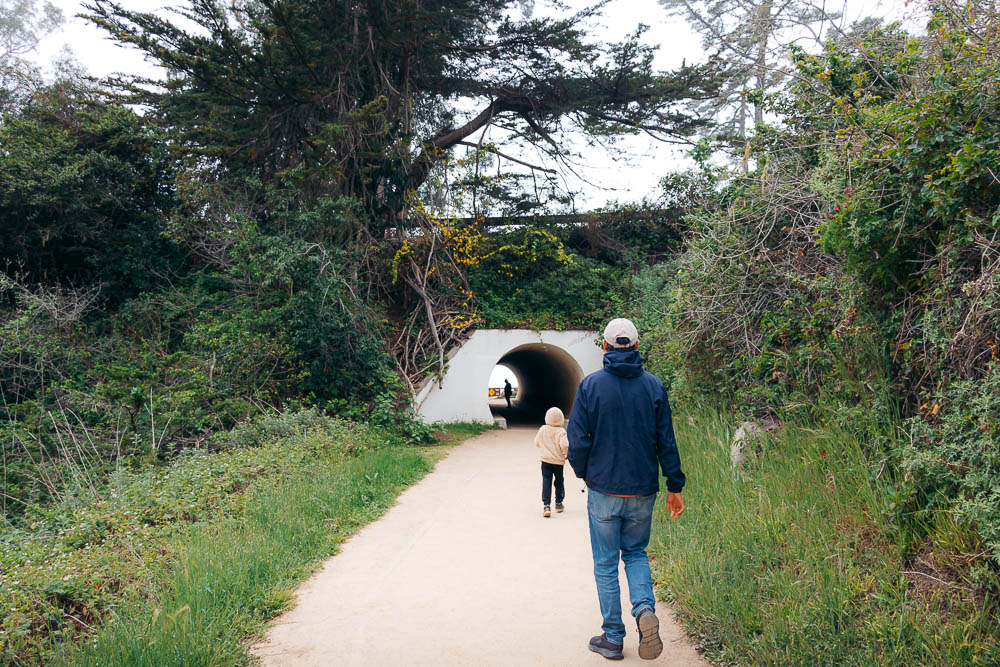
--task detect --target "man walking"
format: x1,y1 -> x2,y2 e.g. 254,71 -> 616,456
503,378 -> 513,409
567,318 -> 686,661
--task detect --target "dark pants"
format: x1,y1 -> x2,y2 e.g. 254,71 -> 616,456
505,395 -> 511,408
541,462 -> 565,505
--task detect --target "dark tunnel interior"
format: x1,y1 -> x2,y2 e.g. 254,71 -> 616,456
489,343 -> 584,425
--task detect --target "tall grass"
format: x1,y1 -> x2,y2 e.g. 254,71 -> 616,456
650,409 -> 998,666
58,446 -> 433,665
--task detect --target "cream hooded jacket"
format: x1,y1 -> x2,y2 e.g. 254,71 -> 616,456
535,407 -> 570,465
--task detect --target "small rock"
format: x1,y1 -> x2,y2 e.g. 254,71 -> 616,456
730,418 -> 780,468
729,440 -> 746,469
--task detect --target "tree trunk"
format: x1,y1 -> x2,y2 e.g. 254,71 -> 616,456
753,0 -> 772,127
405,99 -> 504,199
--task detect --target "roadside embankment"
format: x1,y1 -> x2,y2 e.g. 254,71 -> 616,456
0,410 -> 477,665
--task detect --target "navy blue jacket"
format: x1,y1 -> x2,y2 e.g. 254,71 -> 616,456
567,349 -> 685,495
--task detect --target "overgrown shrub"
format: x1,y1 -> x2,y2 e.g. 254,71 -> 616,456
816,16 -> 1000,405
0,217 -> 399,517
643,158 -> 871,415
644,15 -> 1000,421
469,228 -> 624,330
0,410 -> 402,664
643,13 -> 1000,602
903,367 -> 1000,565
226,223 -> 392,402
0,84 -> 181,301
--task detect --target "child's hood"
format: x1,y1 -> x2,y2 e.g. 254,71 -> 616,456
544,407 -> 565,427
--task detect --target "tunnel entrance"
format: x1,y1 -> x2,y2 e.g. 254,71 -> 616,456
488,343 -> 584,425
415,329 -> 601,424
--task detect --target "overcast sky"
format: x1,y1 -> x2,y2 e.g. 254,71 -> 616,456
33,0 -> 921,210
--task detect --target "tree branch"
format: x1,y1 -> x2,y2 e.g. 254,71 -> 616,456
457,141 -> 557,173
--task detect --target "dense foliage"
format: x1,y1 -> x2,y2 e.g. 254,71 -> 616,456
0,86 -> 180,295
4,0 -> 1000,662
0,410 -> 437,664
634,9 -> 1000,617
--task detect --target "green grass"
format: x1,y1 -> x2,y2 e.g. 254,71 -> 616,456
53,421 -> 485,665
435,421 -> 494,445
0,411 -> 485,665
58,445 -> 433,665
650,409 -> 999,666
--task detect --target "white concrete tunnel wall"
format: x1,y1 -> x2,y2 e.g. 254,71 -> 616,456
415,329 -> 604,424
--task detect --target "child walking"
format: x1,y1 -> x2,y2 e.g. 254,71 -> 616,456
535,407 -> 569,517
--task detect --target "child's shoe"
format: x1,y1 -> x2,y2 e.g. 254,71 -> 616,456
543,505 -> 551,517
555,503 -> 564,513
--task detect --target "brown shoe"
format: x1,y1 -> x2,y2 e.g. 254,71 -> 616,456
543,505 -> 551,517
555,503 -> 564,513
636,609 -> 663,660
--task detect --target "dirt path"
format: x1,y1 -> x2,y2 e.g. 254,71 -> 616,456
252,427 -> 708,666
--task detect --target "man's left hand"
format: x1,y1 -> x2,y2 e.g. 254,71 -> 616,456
665,492 -> 684,520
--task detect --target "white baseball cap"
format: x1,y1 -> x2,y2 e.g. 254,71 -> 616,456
603,318 -> 639,348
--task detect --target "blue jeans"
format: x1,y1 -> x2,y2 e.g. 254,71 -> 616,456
587,489 -> 657,645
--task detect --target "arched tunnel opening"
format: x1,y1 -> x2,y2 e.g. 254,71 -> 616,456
488,343 -> 584,425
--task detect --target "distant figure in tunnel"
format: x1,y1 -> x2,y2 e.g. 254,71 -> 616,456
535,407 -> 569,517
503,378 -> 513,408
567,317 -> 686,662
